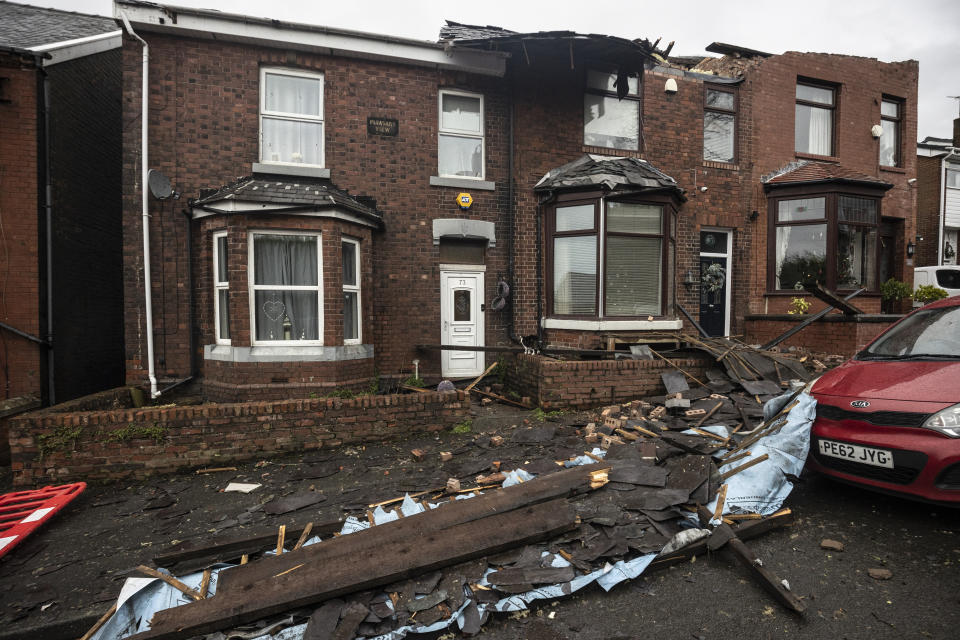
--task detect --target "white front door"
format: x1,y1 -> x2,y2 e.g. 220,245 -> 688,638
441,271 -> 485,378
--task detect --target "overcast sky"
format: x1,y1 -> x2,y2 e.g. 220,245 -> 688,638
21,0 -> 960,141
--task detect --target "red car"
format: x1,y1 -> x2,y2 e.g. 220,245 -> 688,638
807,295 -> 960,505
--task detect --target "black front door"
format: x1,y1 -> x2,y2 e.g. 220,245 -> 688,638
700,256 -> 727,337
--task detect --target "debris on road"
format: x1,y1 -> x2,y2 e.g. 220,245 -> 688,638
820,539 -> 845,552
82,380 -> 818,640
868,568 -> 893,580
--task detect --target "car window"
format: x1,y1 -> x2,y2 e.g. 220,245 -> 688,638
864,306 -> 960,357
936,269 -> 960,289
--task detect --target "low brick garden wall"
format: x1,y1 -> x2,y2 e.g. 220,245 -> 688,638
503,353 -> 713,410
8,388 -> 470,486
744,314 -> 900,357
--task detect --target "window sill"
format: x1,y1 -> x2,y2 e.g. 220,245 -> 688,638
429,176 -> 495,191
703,160 -> 739,170
879,166 -> 907,174
541,318 -> 683,331
795,152 -> 839,163
204,344 -> 373,362
763,291 -> 880,297
582,145 -> 642,158
252,163 -> 331,179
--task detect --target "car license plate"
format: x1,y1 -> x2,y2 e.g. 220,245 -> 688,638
818,439 -> 894,468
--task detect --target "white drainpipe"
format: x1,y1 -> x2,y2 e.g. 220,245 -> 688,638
121,13 -> 158,398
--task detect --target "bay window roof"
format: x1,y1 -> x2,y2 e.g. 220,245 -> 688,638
535,154 -> 685,198
191,176 -> 384,228
762,160 -> 892,191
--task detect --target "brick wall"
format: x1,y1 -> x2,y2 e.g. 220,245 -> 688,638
916,154 -> 943,267
0,55 -> 41,401
8,388 -> 470,485
503,353 -> 713,410
744,315 -> 896,357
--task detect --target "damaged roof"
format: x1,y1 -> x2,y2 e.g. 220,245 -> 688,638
762,160 -> 893,190
193,176 -> 383,226
439,20 -> 661,64
0,1 -> 117,50
535,154 -> 684,198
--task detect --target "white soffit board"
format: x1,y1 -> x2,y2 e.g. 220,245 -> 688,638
29,31 -> 122,66
117,5 -> 506,77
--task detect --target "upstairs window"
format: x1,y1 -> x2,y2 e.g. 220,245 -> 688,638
438,90 -> 484,179
250,232 -> 322,344
879,98 -> 902,167
213,231 -> 230,344
795,81 -> 835,156
947,168 -> 960,189
584,70 -> 640,151
260,68 -> 324,167
703,86 -> 736,163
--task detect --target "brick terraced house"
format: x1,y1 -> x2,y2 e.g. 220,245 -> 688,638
0,2 -> 124,411
114,1 -> 918,401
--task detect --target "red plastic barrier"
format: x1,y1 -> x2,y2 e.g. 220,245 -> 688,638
0,482 -> 86,558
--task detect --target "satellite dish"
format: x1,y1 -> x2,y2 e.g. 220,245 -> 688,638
148,169 -> 173,200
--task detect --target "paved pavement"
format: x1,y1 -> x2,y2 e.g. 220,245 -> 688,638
1,403 -> 958,640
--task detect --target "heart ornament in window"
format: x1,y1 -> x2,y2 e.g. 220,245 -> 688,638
262,300 -> 286,322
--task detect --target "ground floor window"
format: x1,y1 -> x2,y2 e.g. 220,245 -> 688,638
770,191 -> 880,292
549,197 -> 672,318
342,238 -> 361,344
250,232 -> 322,343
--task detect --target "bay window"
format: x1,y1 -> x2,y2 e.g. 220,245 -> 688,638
260,68 -> 324,167
342,238 -> 361,344
770,190 -> 880,292
795,81 -> 835,156
584,70 -> 640,151
250,232 -> 322,344
550,197 -> 669,318
438,90 -> 484,179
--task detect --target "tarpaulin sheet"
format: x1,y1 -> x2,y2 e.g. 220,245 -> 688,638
92,390 -> 816,640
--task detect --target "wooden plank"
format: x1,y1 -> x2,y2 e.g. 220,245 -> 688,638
78,604 -> 117,640
487,566 -> 576,585
695,505 -> 806,614
214,464 -> 608,594
806,283 -> 863,315
136,565 -> 203,601
153,520 -> 343,569
128,500 -> 578,640
470,387 -> 532,408
720,453 -> 770,481
293,522 -> 314,551
693,401 -> 724,427
465,362 -> 499,392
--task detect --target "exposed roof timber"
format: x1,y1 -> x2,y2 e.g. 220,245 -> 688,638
29,30 -> 122,66
114,1 -> 506,77
706,42 -> 773,58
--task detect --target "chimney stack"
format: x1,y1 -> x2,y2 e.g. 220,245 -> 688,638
954,117 -> 960,148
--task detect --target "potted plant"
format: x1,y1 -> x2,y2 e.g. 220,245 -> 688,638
880,278 -> 912,314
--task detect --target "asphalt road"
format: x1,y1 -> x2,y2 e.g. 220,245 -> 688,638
1,405 -> 958,640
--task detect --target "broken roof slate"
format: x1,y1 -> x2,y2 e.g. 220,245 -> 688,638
194,176 -> 383,225
0,1 -> 117,50
762,160 -> 892,190
535,154 -> 684,198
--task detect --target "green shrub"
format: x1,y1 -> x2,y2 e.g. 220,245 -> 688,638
786,297 -> 810,315
451,419 -> 472,434
914,284 -> 949,305
881,278 -> 912,302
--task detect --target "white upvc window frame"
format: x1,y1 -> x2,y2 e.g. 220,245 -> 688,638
342,237 -> 362,345
437,88 -> 485,180
259,67 -> 325,168
248,230 -> 324,346
213,230 -> 230,345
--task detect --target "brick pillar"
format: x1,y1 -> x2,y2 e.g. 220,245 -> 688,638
953,117 -> 960,147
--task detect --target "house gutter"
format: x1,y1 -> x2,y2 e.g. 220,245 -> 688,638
121,13 -> 158,399
38,66 -> 55,405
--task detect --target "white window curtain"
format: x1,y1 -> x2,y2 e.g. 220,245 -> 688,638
253,235 -> 320,341
261,70 -> 323,165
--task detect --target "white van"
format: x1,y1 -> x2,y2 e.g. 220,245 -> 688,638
913,265 -> 960,306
